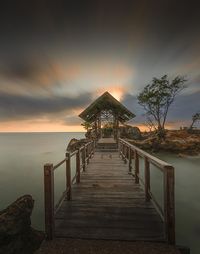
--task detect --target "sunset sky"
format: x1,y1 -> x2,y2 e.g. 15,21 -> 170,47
0,0 -> 200,132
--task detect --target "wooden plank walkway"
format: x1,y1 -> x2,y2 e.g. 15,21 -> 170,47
98,137 -> 116,144
54,151 -> 165,241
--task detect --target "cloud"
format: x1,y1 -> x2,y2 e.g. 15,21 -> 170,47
0,0 -> 199,131
169,91 -> 200,120
0,92 -> 92,122
63,115 -> 82,126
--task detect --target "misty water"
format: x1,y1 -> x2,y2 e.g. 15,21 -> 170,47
0,133 -> 199,253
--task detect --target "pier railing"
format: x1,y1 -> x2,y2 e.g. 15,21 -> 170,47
119,138 -> 175,244
44,140 -> 95,240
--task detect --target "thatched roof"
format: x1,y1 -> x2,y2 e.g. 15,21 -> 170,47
79,91 -> 135,123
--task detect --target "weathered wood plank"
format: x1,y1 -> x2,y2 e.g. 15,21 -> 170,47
55,151 -> 165,241
55,227 -> 164,241
58,200 -> 155,209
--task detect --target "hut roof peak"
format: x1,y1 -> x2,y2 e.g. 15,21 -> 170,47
79,91 -> 135,123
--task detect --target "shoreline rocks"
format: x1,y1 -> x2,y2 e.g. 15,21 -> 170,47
127,130 -> 200,156
66,138 -> 90,152
0,195 -> 45,254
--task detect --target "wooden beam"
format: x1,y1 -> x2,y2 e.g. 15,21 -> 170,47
44,163 -> 54,240
134,151 -> 139,184
128,147 -> 132,172
66,152 -> 72,200
164,166 -> 175,244
144,157 -> 150,201
76,149 -> 80,183
83,145 -> 86,172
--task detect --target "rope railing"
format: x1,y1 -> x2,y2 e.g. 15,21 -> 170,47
118,138 -> 175,244
44,140 -> 95,240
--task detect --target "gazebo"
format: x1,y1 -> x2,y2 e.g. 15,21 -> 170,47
79,91 -> 135,140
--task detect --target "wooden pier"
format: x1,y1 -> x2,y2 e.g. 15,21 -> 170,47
44,138 -> 175,244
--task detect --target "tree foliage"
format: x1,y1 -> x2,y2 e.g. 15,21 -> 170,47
138,75 -> 187,136
81,121 -> 92,131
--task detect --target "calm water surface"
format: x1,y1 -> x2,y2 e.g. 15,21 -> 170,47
0,132 -> 199,253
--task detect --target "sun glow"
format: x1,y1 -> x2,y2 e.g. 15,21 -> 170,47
96,86 -> 125,101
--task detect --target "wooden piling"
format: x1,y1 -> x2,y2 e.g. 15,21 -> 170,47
44,163 -> 54,240
164,166 -> 175,244
128,147 -> 132,172
66,152 -> 71,200
76,149 -> 80,183
144,157 -> 150,201
134,150 -> 139,183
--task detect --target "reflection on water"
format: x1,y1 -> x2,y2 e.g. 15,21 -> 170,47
0,133 -> 199,253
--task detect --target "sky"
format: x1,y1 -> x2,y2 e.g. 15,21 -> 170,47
0,0 -> 200,132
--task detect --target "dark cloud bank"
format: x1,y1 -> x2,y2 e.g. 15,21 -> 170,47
0,92 -> 92,121
123,90 -> 200,126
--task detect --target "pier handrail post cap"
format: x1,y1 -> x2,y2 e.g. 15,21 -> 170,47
44,163 -> 53,168
65,152 -> 70,159
44,163 -> 53,174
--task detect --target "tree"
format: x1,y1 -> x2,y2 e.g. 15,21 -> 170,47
144,115 -> 157,133
138,75 -> 187,138
81,121 -> 92,131
190,112 -> 200,129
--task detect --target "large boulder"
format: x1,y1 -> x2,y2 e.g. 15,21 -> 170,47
66,138 -> 90,152
128,130 -> 200,155
119,125 -> 141,140
0,195 -> 44,254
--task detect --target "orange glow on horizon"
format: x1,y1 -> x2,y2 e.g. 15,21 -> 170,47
134,122 -> 186,132
0,120 -> 85,132
0,120 -> 187,133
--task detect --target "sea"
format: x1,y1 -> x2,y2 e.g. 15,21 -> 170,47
0,132 -> 199,254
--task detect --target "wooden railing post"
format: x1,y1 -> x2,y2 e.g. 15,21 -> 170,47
126,146 -> 129,159
123,144 -> 127,164
88,144 -> 90,163
44,163 -> 54,240
85,144 -> 87,166
164,166 -> 175,244
89,142 -> 93,159
76,148 -> 80,183
144,157 -> 150,201
128,147 -> 132,172
119,141 -> 121,157
92,140 -> 95,155
85,145 -> 88,164
83,145 -> 86,171
66,152 -> 72,200
88,143 -> 91,158
134,150 -> 139,183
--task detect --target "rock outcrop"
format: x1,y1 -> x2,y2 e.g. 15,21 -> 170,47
0,195 -> 44,254
66,138 -> 90,152
127,130 -> 200,156
119,125 -> 141,140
